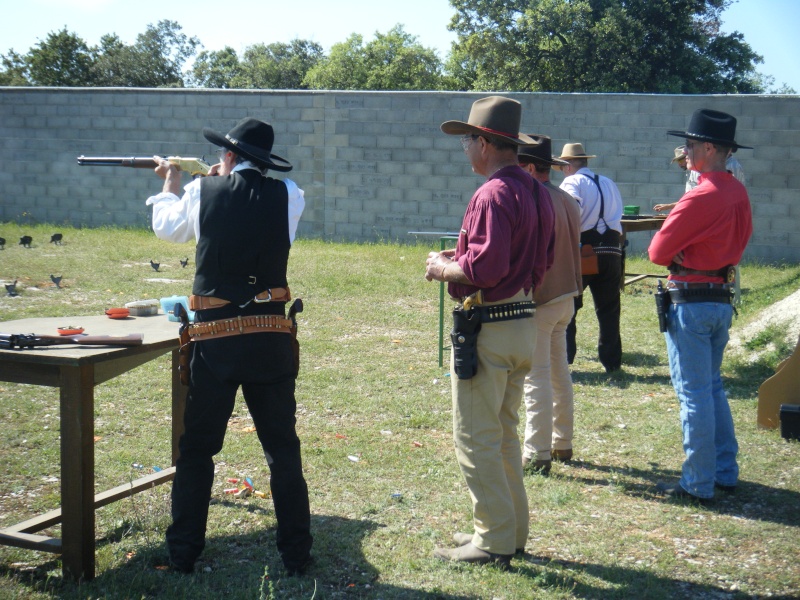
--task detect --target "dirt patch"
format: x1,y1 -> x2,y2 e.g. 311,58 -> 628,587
729,288 -> 800,358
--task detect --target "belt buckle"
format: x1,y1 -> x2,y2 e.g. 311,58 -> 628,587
248,275 -> 257,285
253,289 -> 272,304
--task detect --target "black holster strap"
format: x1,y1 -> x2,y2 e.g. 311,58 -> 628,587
476,301 -> 536,323
668,289 -> 733,304
669,264 -> 728,277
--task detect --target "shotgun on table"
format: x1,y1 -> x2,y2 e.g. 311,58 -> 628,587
0,333 -> 144,350
77,155 -> 211,177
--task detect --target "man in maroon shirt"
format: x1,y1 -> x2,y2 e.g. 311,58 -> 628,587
425,96 -> 554,567
649,109 -> 752,503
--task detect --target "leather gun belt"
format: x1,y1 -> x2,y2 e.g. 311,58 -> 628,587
187,314 -> 293,342
189,287 -> 291,311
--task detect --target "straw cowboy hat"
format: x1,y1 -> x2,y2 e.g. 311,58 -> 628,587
203,117 -> 293,172
518,135 -> 568,166
667,108 -> 752,150
557,142 -> 596,160
441,96 -> 538,146
671,146 -> 687,163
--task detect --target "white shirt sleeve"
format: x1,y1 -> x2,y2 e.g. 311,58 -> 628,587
146,167 -> 305,244
145,177 -> 202,243
285,178 -> 305,244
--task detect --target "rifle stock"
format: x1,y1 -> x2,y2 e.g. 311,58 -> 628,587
0,333 -> 144,350
77,155 -> 211,177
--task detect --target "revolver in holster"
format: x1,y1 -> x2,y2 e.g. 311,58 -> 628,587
654,280 -> 670,333
450,305 -> 482,380
288,298 -> 303,377
174,302 -> 192,386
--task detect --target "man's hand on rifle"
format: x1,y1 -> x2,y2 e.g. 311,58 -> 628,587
153,155 -> 182,196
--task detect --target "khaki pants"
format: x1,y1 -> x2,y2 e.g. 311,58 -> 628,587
523,296 -> 575,461
451,290 -> 534,555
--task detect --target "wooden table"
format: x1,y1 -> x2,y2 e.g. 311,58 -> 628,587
620,215 -> 668,286
0,315 -> 187,581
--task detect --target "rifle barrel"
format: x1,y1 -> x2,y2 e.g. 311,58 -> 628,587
77,156 -> 157,168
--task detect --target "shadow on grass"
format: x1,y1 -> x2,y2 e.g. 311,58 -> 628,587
563,460 -> 800,528
0,514 -> 475,599
3,507 -> 797,599
512,554 -> 798,600
571,361 -> 672,390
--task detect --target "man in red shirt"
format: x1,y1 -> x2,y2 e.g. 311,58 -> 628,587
649,109 -> 753,503
425,96 -> 554,567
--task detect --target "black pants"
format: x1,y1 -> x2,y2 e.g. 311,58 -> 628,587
567,231 -> 623,372
166,322 -> 312,572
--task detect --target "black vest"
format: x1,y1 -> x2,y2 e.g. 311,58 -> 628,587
193,169 -> 290,306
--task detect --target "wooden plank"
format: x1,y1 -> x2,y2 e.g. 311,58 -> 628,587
94,467 -> 176,508
0,531 -> 62,553
4,468 -> 176,536
624,274 -> 652,285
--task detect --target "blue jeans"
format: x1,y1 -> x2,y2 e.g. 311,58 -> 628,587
665,301 -> 738,499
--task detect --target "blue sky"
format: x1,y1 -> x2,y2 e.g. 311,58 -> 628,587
1,0 -> 796,92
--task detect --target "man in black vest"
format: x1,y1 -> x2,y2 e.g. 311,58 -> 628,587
146,118 -> 312,575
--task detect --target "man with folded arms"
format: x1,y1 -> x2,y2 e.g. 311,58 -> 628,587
649,109 -> 752,503
425,96 -> 554,567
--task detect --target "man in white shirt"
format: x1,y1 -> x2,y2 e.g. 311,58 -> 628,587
557,143 -> 625,373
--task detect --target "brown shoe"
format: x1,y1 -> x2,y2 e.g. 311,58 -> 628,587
453,532 -> 525,554
523,458 -> 551,475
433,543 -> 512,569
552,449 -> 573,462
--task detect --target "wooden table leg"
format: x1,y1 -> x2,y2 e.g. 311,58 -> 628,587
59,364 -> 95,581
171,349 -> 187,465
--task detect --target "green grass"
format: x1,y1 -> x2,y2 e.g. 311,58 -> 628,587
0,223 -> 799,599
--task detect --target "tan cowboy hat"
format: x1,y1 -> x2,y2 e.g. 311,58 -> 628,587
441,96 -> 537,146
557,142 -> 596,160
671,145 -> 687,163
519,135 -> 568,166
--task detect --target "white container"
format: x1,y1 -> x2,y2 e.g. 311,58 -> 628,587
124,299 -> 160,316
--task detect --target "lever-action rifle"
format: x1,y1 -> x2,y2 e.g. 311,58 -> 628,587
0,333 -> 144,350
77,156 -> 211,177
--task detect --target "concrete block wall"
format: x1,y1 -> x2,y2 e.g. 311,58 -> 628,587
1,88 -> 799,260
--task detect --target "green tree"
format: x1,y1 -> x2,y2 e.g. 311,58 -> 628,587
304,25 -> 443,90
90,34 -> 137,86
447,0 -> 764,93
233,39 -> 323,89
25,28 -> 95,86
0,50 -> 30,86
190,46 -> 242,88
1,21 -> 200,87
123,20 -> 200,87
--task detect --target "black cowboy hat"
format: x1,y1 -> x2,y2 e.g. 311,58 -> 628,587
519,135 -> 568,166
667,109 -> 752,150
203,117 -> 293,172
441,96 -> 538,146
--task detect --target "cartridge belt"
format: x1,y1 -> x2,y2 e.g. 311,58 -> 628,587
187,314 -> 293,342
592,245 -> 623,256
474,301 -> 536,323
189,287 -> 291,311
